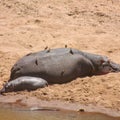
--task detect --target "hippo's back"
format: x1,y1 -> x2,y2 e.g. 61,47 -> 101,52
10,48 -> 93,83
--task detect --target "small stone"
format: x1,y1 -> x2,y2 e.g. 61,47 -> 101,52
78,108 -> 85,112
107,50 -> 113,53
29,44 -> 33,48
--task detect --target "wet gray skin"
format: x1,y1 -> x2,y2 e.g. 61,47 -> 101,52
92,58 -> 120,75
9,48 -> 120,81
79,51 -> 120,75
0,76 -> 48,94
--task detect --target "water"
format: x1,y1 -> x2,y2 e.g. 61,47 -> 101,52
0,106 -> 119,120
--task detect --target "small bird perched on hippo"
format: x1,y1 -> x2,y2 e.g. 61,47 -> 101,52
1,47 -> 120,93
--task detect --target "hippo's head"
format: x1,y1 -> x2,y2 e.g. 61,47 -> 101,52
82,52 -> 120,76
0,82 -> 14,94
92,57 -> 120,75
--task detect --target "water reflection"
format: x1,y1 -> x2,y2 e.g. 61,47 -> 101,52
0,106 -> 119,120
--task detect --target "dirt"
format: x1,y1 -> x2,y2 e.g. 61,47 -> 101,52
0,0 -> 120,116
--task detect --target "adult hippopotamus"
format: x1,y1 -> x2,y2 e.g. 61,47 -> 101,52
1,48 -> 120,93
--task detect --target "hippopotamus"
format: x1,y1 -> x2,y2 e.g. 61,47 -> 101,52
0,48 -> 120,93
0,76 -> 48,93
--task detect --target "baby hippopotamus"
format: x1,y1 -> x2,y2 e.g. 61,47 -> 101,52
0,76 -> 48,94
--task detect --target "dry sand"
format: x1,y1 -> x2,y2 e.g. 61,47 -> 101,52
0,0 -> 120,116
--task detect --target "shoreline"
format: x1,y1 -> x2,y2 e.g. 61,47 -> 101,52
0,94 -> 120,118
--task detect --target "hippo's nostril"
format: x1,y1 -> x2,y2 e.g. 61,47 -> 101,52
111,67 -> 120,72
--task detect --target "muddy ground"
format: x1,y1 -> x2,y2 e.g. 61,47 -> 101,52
0,0 -> 120,115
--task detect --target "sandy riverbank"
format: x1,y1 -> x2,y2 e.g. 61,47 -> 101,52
0,0 -> 120,117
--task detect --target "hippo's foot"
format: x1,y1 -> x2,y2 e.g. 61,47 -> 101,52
0,76 -> 48,94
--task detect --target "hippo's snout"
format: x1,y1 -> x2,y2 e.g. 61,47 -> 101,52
0,82 -> 13,94
94,59 -> 120,75
109,61 -> 120,72
0,87 -> 6,94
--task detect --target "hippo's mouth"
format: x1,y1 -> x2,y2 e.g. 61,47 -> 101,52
109,61 -> 120,73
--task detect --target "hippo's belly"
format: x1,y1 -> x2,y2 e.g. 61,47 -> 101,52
39,55 -> 80,83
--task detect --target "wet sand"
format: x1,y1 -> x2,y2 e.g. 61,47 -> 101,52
0,103 -> 119,120
0,94 -> 120,118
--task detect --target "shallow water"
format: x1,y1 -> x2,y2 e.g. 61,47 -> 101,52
0,106 -> 119,120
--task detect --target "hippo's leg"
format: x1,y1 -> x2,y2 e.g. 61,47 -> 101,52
0,76 -> 48,94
